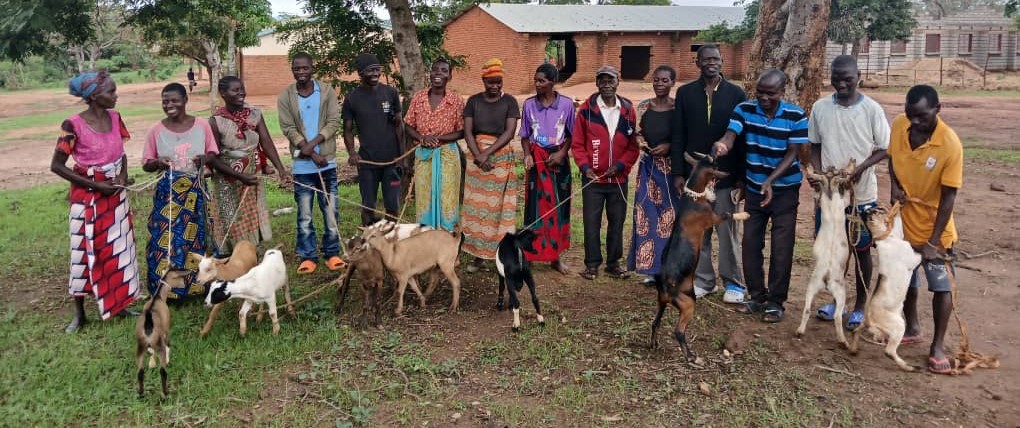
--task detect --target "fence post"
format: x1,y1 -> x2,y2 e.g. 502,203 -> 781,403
939,57 -> 944,86
886,58 -> 890,85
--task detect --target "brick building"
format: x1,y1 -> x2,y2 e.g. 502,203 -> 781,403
443,4 -> 751,95
238,29 -> 294,96
825,7 -> 1018,74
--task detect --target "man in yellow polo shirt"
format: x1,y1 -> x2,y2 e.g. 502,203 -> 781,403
888,85 -> 963,375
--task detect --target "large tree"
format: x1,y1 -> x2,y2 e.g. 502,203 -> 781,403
128,0 -> 271,111
0,0 -> 94,62
828,0 -> 915,56
747,0 -> 831,111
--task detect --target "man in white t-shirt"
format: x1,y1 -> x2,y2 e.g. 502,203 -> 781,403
808,55 -> 891,331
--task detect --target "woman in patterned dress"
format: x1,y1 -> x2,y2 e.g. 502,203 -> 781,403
404,58 -> 465,231
50,71 -> 141,333
461,58 -> 521,270
142,83 -> 254,301
208,76 -> 290,255
627,66 -> 681,282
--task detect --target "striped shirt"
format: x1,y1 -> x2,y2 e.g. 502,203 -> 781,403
727,100 -> 809,194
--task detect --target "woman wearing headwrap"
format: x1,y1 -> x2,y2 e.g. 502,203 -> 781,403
519,63 -> 576,274
460,59 -> 521,269
404,58 -> 465,231
51,71 -> 140,333
208,76 -> 290,254
142,83 -> 253,300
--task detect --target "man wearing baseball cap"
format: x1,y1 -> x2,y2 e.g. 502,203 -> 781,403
571,65 -> 640,280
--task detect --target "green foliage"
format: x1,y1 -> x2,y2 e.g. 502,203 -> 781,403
0,0 -> 94,62
695,0 -> 758,44
829,0 -> 916,44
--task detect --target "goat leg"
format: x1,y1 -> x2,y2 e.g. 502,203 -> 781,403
796,272 -> 823,337
372,282 -> 382,327
336,266 -> 355,314
136,343 -> 146,397
283,281 -> 295,317
525,271 -> 543,326
159,345 -> 169,397
200,303 -> 223,338
496,275 -> 506,311
674,294 -> 696,362
832,284 -> 849,349
650,300 -> 667,349
509,278 -> 522,332
406,276 -> 427,309
268,298 -> 280,336
443,265 -> 461,313
238,300 -> 253,337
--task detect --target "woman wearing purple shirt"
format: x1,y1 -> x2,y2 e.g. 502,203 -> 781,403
519,63 -> 575,274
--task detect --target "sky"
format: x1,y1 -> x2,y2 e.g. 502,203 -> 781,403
267,0 -> 739,18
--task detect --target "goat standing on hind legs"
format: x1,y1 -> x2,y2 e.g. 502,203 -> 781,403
136,270 -> 187,397
795,162 -> 855,348
650,153 -> 748,361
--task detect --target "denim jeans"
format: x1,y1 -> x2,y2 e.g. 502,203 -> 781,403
294,168 -> 340,262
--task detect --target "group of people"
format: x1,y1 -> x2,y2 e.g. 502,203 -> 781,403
53,46 -> 963,374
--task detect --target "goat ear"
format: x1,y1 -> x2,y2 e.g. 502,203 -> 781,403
844,158 -> 857,176
684,152 -> 698,167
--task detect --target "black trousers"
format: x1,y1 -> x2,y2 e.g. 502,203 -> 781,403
742,187 -> 799,309
357,165 -> 401,225
581,179 -> 628,269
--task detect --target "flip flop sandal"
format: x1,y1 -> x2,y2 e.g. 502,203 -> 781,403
928,356 -> 952,375
816,303 -> 844,321
762,307 -> 785,323
845,310 -> 865,331
900,335 -> 925,345
326,256 -> 347,271
297,260 -> 317,274
579,268 -> 598,280
738,301 -> 765,315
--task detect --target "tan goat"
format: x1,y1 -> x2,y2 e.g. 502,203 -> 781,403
361,226 -> 462,315
135,269 -> 186,397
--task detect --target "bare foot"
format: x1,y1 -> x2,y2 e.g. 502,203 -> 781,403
551,259 -> 571,275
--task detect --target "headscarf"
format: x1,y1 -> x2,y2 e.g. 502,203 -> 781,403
68,71 -> 110,101
481,58 -> 504,79
214,106 -> 254,139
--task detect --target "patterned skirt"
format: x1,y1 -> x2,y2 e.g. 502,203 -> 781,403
68,162 -> 140,319
415,142 -> 462,231
209,150 -> 271,254
461,135 -> 518,259
627,154 -> 681,275
523,145 -> 571,262
146,172 -> 210,300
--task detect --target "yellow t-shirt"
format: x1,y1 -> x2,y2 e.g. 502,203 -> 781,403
888,114 -> 963,248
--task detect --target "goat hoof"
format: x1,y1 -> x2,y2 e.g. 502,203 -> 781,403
511,326 -> 520,333
495,302 -> 504,311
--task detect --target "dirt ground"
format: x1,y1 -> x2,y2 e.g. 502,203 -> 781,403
1,80 -> 1018,426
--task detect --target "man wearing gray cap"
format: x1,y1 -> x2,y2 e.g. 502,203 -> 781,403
571,65 -> 640,280
342,53 -> 404,225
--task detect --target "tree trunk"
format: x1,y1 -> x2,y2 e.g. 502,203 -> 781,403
202,38 -> 223,113
382,0 -> 427,96
850,39 -> 862,58
226,22 -> 237,76
70,46 -> 85,74
746,0 -> 831,114
87,45 -> 101,71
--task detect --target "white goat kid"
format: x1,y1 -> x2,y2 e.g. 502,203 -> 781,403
849,205 -> 921,371
796,162 -> 855,348
205,249 -> 293,337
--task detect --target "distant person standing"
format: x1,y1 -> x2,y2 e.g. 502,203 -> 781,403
277,52 -> 345,274
187,67 -> 196,93
342,53 -> 404,225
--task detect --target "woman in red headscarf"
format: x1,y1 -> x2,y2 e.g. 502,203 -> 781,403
461,59 -> 522,270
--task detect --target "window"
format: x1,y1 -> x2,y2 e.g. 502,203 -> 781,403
959,33 -> 973,54
989,33 -> 1003,54
891,40 -> 907,55
925,34 -> 941,55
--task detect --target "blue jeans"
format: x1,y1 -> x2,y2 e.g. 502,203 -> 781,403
294,168 -> 340,262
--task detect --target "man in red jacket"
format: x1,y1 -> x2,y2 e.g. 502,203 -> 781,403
572,65 -> 641,280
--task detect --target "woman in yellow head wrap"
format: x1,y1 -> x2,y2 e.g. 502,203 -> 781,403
461,58 -> 521,269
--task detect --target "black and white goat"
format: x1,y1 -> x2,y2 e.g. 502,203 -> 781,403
796,162 -> 855,348
205,249 -> 293,337
495,229 -> 543,332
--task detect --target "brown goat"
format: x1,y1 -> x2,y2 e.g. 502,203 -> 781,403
337,235 -> 386,328
136,269 -> 186,397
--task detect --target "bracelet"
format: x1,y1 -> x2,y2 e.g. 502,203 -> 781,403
925,241 -> 940,249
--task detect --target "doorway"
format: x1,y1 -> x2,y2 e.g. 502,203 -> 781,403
620,46 -> 651,80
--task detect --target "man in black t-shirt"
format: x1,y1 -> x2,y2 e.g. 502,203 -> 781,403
342,53 -> 404,225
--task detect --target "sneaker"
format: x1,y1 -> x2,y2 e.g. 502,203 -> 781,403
694,286 -> 717,299
722,284 -> 746,304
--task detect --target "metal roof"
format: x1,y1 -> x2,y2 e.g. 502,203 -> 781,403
473,3 -> 745,34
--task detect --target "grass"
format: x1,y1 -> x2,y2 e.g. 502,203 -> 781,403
0,106 -> 164,135
963,146 -> 1020,164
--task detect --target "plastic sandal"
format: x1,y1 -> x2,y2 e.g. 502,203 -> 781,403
900,335 -> 925,345
326,256 -> 347,271
297,260 -> 317,274
816,302 -> 845,321
762,307 -> 784,323
845,310 -> 865,331
928,356 -> 952,375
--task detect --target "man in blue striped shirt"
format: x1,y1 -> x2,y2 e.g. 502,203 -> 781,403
713,68 -> 808,323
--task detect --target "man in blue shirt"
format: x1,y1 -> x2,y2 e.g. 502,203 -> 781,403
277,52 -> 344,274
713,68 -> 809,323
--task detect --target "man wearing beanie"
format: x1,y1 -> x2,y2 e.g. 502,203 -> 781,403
342,53 -> 404,225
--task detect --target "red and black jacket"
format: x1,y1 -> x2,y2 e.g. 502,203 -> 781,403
571,93 -> 640,184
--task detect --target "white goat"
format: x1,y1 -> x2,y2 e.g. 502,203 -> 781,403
361,227 -> 462,316
849,205 -> 921,371
796,162 -> 855,348
205,249 -> 293,337
190,240 -> 260,337
363,219 -> 433,240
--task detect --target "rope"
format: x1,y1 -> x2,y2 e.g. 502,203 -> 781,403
356,142 -> 420,166
166,165 -> 174,263
246,280 -> 335,317
520,170 -> 610,231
